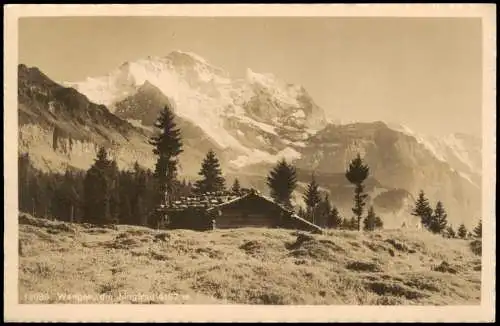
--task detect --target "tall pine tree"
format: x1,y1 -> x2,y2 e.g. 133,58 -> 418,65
149,104 -> 183,206
194,150 -> 226,194
83,146 -> 114,225
411,190 -> 433,230
429,201 -> 448,234
303,174 -> 321,224
345,153 -> 370,231
266,159 -> 297,210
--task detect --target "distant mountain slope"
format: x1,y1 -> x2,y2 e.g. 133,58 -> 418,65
18,64 -> 156,172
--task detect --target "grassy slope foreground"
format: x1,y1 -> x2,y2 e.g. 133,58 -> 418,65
18,213 -> 481,305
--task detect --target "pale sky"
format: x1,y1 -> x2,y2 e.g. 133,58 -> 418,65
18,17 -> 482,137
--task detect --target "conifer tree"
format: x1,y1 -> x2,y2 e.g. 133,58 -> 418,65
83,146 -> 114,225
266,158 -> 297,210
136,196 -> 146,226
18,153 -> 32,213
119,193 -> 133,225
297,206 -> 307,219
345,153 -> 370,231
457,223 -> 468,239
28,172 -> 45,217
445,225 -> 456,238
41,175 -> 56,219
51,169 -> 79,222
65,170 -> 81,223
185,180 -> 194,196
94,146 -> 113,170
130,161 -> 148,226
194,150 -> 226,194
343,217 -> 358,230
303,174 -> 321,223
149,104 -> 183,206
317,194 -> 332,227
430,201 -> 448,234
363,206 -> 383,231
83,167 -> 111,224
108,159 -> 120,224
411,190 -> 433,230
231,178 -> 242,195
116,170 -> 134,225
473,219 -> 482,239
327,206 -> 343,229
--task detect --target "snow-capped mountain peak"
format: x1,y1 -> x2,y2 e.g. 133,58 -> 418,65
64,50 -> 328,166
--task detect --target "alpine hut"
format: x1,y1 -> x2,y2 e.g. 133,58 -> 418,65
159,188 -> 323,233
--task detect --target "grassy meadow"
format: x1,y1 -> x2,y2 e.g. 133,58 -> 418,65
18,213 -> 481,305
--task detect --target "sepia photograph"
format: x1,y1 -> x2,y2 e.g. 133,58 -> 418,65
4,4 -> 496,323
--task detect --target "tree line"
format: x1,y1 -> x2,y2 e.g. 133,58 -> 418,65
411,190 -> 482,239
18,151 -> 194,227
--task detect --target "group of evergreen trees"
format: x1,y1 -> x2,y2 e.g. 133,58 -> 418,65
411,190 -> 446,234
18,151 -> 171,227
265,153 -> 382,231
447,219 -> 482,240
19,153 -> 84,222
411,190 -> 482,239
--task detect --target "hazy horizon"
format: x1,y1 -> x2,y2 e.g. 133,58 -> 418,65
18,17 -> 483,138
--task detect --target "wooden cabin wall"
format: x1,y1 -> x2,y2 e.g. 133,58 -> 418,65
215,196 -> 284,229
164,194 -> 323,233
167,208 -> 211,231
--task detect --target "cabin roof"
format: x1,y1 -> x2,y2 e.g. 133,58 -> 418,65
162,189 -> 257,211
206,191 -> 292,214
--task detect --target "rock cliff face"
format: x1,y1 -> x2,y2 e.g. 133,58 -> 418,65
18,64 -> 155,172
